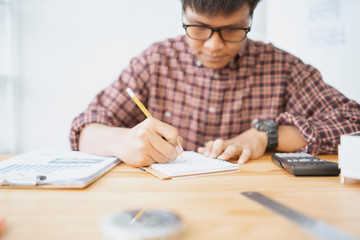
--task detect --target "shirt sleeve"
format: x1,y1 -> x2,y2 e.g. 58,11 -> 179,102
276,61 -> 360,155
69,52 -> 151,151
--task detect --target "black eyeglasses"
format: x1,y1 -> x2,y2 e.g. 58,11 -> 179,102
182,23 -> 251,42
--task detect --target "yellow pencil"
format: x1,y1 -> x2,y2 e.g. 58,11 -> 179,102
126,88 -> 152,118
126,88 -> 184,160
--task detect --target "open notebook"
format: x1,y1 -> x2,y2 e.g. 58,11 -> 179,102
142,151 -> 239,180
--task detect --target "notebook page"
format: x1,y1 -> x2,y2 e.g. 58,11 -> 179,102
150,151 -> 239,177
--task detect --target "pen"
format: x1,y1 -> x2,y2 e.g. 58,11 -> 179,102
130,209 -> 145,224
126,88 -> 184,160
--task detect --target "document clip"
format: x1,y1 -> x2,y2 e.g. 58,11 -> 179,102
0,173 -> 47,186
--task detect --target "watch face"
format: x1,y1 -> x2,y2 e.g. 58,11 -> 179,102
264,120 -> 277,128
253,119 -> 277,131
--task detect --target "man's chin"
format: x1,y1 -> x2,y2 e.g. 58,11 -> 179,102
201,61 -> 228,69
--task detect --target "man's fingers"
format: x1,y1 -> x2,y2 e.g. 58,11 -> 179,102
208,139 -> 227,158
128,151 -> 157,168
154,119 -> 184,157
217,145 -> 237,160
150,134 -> 179,161
197,146 -> 206,154
142,118 -> 182,160
153,118 -> 180,146
176,137 -> 184,155
142,154 -> 157,166
148,145 -> 171,164
238,148 -> 252,164
204,141 -> 214,157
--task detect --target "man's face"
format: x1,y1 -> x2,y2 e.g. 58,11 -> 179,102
183,5 -> 251,69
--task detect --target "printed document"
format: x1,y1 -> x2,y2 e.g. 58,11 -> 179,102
0,150 -> 120,188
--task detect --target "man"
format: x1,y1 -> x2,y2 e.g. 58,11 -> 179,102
69,0 -> 360,167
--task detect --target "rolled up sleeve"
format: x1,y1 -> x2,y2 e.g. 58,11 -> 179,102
276,63 -> 360,155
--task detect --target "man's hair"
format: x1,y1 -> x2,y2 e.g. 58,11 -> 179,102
181,0 -> 261,17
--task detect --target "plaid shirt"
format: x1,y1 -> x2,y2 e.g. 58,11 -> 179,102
70,35 -> 360,155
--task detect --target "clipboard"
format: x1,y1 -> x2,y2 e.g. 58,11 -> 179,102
0,150 -> 121,189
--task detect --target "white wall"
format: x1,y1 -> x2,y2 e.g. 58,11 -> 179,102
0,1 -> 16,153
265,0 -> 360,103
1,0 -> 358,153
12,0 -> 185,153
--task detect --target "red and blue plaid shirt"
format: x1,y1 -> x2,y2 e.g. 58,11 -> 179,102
70,36 -> 360,155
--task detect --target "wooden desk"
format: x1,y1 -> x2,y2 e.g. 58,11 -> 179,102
0,154 -> 359,240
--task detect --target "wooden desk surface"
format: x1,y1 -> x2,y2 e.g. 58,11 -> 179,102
0,154 -> 359,240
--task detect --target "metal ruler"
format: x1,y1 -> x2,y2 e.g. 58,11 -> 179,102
241,191 -> 358,240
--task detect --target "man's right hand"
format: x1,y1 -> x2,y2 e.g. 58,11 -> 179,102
79,118 -> 183,167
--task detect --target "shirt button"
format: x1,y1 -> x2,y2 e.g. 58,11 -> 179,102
209,106 -> 216,114
213,73 -> 219,79
196,60 -> 202,67
164,111 -> 172,118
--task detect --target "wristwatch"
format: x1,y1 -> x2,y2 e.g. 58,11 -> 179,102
252,119 -> 279,152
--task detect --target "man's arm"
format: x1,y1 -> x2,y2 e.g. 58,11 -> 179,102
276,64 -> 360,155
78,119 -> 183,167
198,62 -> 360,163
69,45 -> 175,167
197,125 -> 306,164
277,125 -> 307,152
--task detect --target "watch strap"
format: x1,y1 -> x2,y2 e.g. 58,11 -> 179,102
253,119 -> 279,152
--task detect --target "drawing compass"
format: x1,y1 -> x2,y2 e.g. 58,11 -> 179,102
100,208 -> 185,240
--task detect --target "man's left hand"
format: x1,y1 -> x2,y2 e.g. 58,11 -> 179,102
197,128 -> 267,164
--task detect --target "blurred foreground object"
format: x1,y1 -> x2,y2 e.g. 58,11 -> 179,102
339,132 -> 360,184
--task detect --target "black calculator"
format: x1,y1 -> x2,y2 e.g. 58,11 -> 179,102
271,153 -> 340,176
